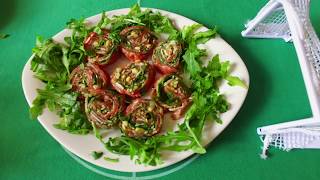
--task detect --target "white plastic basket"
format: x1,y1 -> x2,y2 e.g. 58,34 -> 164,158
242,0 -> 320,158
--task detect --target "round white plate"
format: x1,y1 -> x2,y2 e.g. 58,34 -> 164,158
22,8 -> 249,172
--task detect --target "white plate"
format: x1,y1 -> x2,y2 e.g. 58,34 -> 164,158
22,8 -> 249,172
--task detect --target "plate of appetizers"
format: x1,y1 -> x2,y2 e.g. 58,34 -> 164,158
22,4 -> 249,172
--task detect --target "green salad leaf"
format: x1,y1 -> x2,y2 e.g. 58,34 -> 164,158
225,76 -> 248,88
109,3 -> 178,37
104,156 -> 119,163
29,36 -> 91,134
91,151 -> 104,160
0,33 -> 9,39
104,130 -> 195,166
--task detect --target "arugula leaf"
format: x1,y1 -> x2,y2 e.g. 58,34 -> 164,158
193,28 -> 217,44
30,36 -> 91,134
0,33 -> 9,39
225,76 -> 248,88
128,3 -> 141,16
93,11 -> 111,34
53,101 -> 91,135
181,24 -> 202,43
31,37 -> 68,83
182,42 -> 206,77
92,122 -> 103,141
179,24 -> 243,153
62,47 -> 70,74
105,130 -> 196,166
205,55 -> 247,88
104,157 -> 119,163
105,136 -> 161,166
35,86 -> 91,134
29,95 -> 46,119
67,18 -> 87,31
181,25 -> 217,77
110,4 -> 178,38
181,52 -> 245,154
91,151 -> 104,160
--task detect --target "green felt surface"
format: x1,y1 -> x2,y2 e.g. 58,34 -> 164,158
1,0 -> 320,179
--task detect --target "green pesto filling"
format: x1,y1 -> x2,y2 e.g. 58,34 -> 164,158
123,28 -> 155,53
115,62 -> 148,92
155,75 -> 185,108
89,38 -> 117,64
86,94 -> 120,127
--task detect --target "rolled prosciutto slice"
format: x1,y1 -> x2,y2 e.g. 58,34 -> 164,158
84,29 -> 120,66
152,40 -> 183,74
85,89 -> 125,128
152,74 -> 191,119
120,99 -> 163,138
120,26 -> 156,61
111,62 -> 155,98
70,63 -> 109,95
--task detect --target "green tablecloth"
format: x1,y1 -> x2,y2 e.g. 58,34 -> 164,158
1,0 -> 320,179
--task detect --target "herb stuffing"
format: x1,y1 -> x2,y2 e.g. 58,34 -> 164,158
29,4 -> 246,166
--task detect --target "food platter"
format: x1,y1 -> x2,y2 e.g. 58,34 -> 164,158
22,7 -> 249,172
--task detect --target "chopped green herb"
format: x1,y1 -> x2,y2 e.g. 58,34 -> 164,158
103,156 -> 119,163
0,34 -> 9,39
91,151 -> 104,160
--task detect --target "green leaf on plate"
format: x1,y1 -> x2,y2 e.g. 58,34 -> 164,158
91,151 -> 104,160
103,157 -> 119,163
